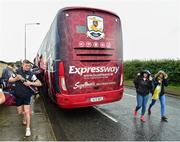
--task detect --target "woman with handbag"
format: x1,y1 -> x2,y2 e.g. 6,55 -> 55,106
148,70 -> 168,122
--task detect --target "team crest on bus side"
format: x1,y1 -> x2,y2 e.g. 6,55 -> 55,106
87,16 -> 105,40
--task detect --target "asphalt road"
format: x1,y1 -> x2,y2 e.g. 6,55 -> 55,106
43,88 -> 180,141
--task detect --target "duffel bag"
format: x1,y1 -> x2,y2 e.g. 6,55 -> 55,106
3,92 -> 16,106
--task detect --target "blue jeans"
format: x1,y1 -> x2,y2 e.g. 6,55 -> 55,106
135,94 -> 149,116
149,95 -> 166,117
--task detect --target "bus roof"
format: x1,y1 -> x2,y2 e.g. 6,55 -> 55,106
58,7 -> 119,18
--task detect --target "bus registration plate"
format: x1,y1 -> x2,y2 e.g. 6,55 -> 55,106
90,97 -> 104,102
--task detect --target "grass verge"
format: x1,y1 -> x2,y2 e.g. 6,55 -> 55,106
124,80 -> 180,96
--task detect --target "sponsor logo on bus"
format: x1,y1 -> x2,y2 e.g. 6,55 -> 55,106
87,16 -> 105,40
69,66 -> 119,76
73,81 -> 116,89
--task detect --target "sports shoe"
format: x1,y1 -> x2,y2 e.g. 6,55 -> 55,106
140,115 -> 146,122
148,108 -> 151,115
161,116 -> 168,122
25,127 -> 31,136
133,111 -> 138,117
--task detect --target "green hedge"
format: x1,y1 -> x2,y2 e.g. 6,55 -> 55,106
124,59 -> 180,86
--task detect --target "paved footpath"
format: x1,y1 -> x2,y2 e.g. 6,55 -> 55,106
0,96 -> 56,141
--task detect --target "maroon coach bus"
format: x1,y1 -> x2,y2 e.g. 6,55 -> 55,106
35,7 -> 123,108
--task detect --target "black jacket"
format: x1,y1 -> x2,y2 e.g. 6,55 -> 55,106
134,75 -> 153,96
153,77 -> 168,96
1,67 -> 15,91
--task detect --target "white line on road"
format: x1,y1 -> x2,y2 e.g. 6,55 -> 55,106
93,93 -> 135,123
93,106 -> 118,123
125,93 -> 136,98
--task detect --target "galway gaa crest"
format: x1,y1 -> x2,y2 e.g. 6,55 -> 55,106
87,16 -> 105,40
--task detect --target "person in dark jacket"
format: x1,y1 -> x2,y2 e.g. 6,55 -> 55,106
148,70 -> 168,122
133,70 -> 153,122
1,63 -> 14,80
9,59 -> 42,136
1,63 -> 15,93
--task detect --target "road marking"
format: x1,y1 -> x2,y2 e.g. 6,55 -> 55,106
93,106 -> 118,123
125,93 -> 136,98
93,93 -> 135,123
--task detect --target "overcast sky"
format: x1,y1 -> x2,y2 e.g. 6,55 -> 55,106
0,0 -> 179,62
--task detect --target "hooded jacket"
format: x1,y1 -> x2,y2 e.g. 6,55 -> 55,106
134,71 -> 153,96
153,71 -> 168,96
